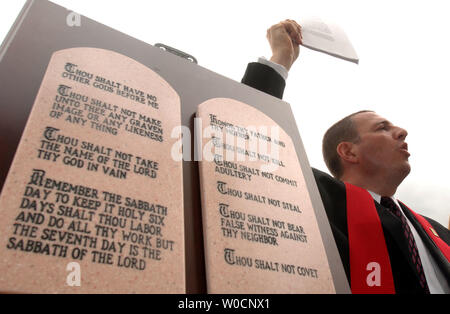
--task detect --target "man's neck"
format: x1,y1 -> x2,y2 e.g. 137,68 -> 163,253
340,172 -> 400,197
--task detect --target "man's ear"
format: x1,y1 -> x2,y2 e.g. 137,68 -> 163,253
336,142 -> 358,164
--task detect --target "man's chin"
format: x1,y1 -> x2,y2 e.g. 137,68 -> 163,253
400,162 -> 411,180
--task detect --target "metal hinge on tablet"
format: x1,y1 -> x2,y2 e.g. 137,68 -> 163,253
154,43 -> 198,64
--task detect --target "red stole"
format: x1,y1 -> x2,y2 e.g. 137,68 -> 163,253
399,201 -> 450,262
345,183 -> 395,293
345,182 -> 450,294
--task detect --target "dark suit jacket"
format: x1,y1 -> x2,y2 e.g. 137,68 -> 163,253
242,62 -> 450,293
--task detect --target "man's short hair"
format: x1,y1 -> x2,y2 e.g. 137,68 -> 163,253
322,110 -> 373,179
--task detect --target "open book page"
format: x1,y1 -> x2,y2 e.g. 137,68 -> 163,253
300,17 -> 359,64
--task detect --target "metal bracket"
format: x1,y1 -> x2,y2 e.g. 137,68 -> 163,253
154,43 -> 198,64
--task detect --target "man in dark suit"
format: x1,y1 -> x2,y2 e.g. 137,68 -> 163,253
241,20 -> 449,293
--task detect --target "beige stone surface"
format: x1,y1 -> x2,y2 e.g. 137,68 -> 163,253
0,48 -> 185,293
197,98 -> 335,293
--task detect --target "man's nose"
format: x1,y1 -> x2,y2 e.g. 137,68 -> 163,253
394,126 -> 408,140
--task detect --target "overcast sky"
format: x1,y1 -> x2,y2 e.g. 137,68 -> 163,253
1,0 -> 449,226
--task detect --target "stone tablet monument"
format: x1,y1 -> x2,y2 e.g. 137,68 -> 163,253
0,0 -> 350,293
0,47 -> 185,293
197,99 -> 335,293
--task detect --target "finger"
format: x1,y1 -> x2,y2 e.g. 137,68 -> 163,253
289,20 -> 303,43
293,21 -> 303,41
285,19 -> 303,43
267,23 -> 290,41
281,21 -> 302,45
283,20 -> 301,39
287,19 -> 301,32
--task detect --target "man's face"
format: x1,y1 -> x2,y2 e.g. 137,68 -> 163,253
351,112 -> 411,178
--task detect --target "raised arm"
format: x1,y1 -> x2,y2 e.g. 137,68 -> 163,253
267,19 -> 302,71
241,19 -> 302,99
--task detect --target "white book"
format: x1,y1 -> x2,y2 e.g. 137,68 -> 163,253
300,17 -> 359,64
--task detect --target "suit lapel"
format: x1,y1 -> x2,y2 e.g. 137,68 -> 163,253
374,201 -> 422,282
399,204 -> 450,282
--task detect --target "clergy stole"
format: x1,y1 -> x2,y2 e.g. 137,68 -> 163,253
345,183 -> 450,294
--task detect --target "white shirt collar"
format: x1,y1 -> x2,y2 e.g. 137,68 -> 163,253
368,190 -> 402,209
368,190 -> 382,203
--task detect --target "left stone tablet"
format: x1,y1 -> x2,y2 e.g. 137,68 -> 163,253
0,48 -> 185,293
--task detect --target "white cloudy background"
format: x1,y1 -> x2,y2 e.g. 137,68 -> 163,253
1,0 -> 449,226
